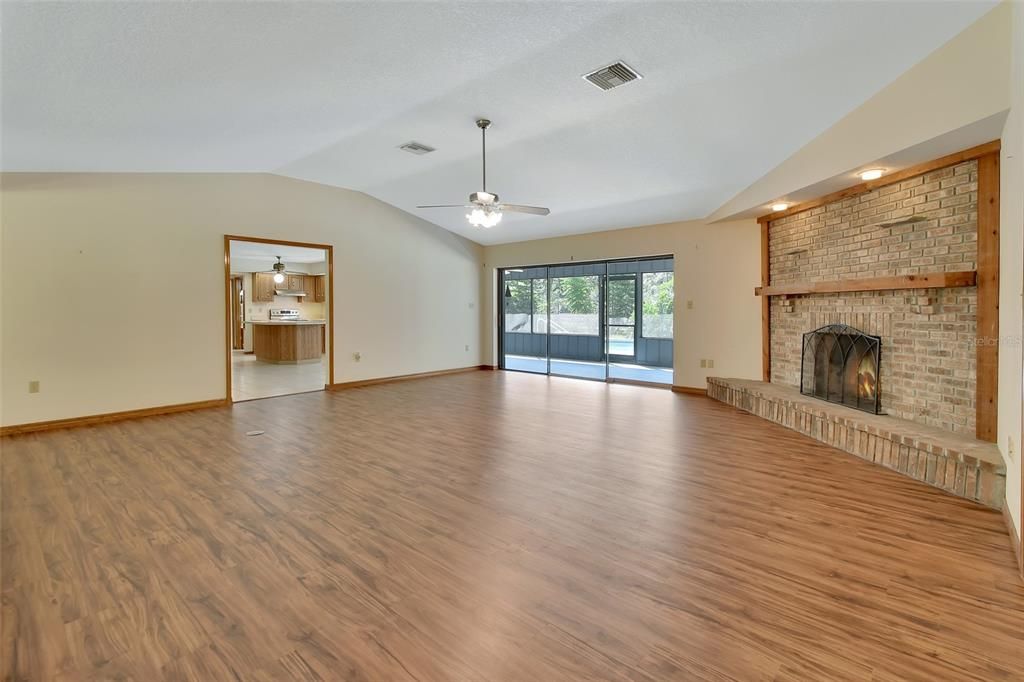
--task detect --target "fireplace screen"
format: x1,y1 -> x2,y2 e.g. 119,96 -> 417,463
800,324 -> 881,414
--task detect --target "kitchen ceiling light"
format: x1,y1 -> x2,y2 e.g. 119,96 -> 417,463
272,256 -> 286,283
859,168 -> 884,181
771,202 -> 789,212
467,207 -> 502,228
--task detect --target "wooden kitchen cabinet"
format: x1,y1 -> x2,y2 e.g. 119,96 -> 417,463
286,274 -> 305,292
252,273 -> 276,302
303,275 -> 317,300
314,275 -> 326,302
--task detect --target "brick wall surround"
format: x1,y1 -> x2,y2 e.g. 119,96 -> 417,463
769,160 -> 978,435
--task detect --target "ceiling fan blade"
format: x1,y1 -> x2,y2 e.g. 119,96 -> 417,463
499,204 -> 550,216
416,204 -> 473,209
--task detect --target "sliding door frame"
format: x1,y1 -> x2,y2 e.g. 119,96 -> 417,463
498,254 -> 673,385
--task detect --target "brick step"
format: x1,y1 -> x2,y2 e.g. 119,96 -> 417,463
706,377 -> 1005,509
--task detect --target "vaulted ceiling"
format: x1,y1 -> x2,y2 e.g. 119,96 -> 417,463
1,1 -> 997,244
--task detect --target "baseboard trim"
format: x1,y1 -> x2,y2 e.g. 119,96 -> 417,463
0,398 -> 230,437
609,378 -> 671,390
328,365 -> 486,390
671,385 -> 707,395
1003,500 -> 1024,579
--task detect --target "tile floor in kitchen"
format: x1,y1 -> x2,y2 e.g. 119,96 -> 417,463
231,350 -> 328,401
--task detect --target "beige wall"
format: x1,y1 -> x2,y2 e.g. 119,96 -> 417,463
998,0 -> 1024,542
0,173 -> 483,426
481,218 -> 763,389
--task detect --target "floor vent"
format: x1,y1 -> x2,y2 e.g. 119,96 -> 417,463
398,141 -> 436,155
583,61 -> 642,91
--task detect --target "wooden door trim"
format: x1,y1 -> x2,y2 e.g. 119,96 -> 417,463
224,235 -> 335,402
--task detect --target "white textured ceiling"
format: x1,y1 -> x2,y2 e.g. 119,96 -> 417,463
1,1 -> 997,245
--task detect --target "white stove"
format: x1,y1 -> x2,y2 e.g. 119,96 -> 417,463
268,308 -> 300,321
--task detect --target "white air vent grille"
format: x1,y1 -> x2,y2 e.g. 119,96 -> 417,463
398,141 -> 436,155
583,61 -> 642,91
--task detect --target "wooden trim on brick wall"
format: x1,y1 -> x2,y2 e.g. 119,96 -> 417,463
761,222 -> 771,381
754,270 -> 977,297
757,140 -> 1002,224
0,399 -> 230,437
975,151 -> 999,443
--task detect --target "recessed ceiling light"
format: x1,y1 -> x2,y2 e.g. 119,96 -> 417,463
859,168 -> 884,181
771,203 -> 789,212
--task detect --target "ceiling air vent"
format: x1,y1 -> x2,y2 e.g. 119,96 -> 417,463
398,141 -> 436,155
583,61 -> 642,91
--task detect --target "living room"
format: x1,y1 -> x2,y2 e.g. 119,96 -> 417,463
2,2 -> 1022,679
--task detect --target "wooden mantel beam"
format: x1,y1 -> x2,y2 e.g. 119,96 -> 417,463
754,270 -> 977,297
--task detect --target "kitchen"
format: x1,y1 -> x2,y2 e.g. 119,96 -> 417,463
228,239 -> 331,401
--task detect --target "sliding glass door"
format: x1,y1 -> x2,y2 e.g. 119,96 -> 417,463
500,256 -> 674,385
501,267 -> 549,374
548,263 -> 606,380
606,273 -> 636,363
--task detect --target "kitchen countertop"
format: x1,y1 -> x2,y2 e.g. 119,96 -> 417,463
246,319 -> 326,326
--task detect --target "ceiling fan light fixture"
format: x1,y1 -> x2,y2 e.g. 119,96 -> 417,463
272,256 -> 286,283
467,207 -> 502,228
417,118 -> 549,228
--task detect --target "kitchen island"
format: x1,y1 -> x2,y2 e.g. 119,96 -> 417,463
248,320 -> 326,364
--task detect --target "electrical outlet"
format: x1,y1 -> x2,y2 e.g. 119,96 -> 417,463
1009,436 -> 1016,460
353,352 -> 362,362
700,359 -> 707,368
28,380 -> 40,394
686,300 -> 694,309
464,344 -> 470,351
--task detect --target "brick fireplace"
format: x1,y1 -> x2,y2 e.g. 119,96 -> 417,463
770,159 -> 979,435
708,142 -> 1005,508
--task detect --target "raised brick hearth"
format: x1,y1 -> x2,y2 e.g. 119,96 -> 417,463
707,377 -> 1005,508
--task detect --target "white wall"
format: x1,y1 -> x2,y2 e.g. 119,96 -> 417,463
998,0 -> 1024,542
0,173 -> 483,426
481,218 -> 763,389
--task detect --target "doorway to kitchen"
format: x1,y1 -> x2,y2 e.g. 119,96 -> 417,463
498,256 -> 673,385
224,236 -> 334,402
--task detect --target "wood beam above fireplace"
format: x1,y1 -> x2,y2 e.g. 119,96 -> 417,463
754,270 -> 977,297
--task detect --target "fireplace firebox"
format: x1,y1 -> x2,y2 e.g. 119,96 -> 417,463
800,324 -> 881,414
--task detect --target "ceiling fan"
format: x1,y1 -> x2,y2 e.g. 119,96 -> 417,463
271,256 -> 287,284
417,118 -> 550,228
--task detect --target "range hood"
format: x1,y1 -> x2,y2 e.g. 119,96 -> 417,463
274,289 -> 307,297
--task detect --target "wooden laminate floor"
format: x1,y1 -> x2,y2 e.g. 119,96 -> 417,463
3,371 -> 1022,681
